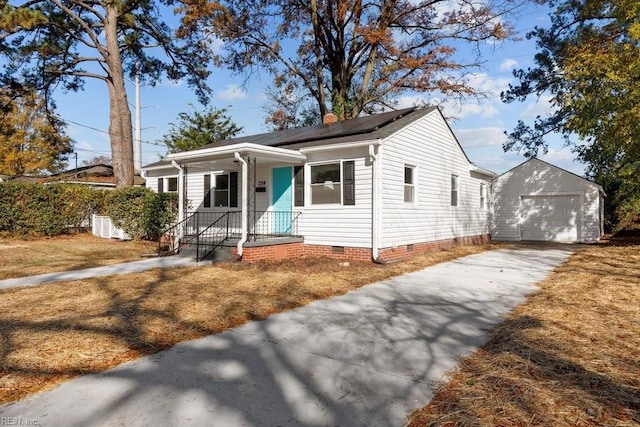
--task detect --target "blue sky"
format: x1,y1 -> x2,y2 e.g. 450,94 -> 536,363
54,2 -> 584,176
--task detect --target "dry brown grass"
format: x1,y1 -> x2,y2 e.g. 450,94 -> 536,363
0,234 -> 157,280
0,243 -> 496,403
408,237 -> 640,427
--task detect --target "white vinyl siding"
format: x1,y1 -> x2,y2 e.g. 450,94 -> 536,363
380,109 -> 491,248
297,148 -> 373,247
179,166 -> 242,213
492,158 -> 602,243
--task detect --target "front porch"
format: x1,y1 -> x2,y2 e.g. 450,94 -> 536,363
149,142 -> 308,262
161,210 -> 303,262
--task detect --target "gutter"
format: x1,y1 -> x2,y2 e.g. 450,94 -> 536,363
167,142 -> 306,163
299,140 -> 380,154
233,152 -> 248,260
369,144 -> 386,264
470,163 -> 497,178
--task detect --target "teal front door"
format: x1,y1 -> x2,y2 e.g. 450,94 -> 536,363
271,166 -> 293,234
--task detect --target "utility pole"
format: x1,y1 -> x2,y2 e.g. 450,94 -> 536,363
134,61 -> 142,173
74,152 -> 78,179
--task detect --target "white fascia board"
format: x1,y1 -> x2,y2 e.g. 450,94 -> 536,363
167,142 -> 306,163
470,164 -> 497,177
142,163 -> 173,172
298,139 -> 381,154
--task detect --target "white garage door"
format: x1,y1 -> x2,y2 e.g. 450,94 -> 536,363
520,195 -> 580,242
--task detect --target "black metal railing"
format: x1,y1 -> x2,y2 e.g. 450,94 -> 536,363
195,212 -> 232,261
249,211 -> 302,240
160,210 -> 302,259
158,212 -> 198,255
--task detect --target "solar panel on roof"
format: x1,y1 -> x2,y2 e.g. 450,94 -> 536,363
201,107 -> 417,150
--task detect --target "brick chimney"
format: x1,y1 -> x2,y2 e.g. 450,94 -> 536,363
323,112 -> 338,124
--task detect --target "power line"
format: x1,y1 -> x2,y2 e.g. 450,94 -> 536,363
61,116 -> 168,147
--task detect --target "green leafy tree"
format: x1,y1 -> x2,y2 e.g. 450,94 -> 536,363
160,106 -> 243,154
181,0 -> 517,126
0,1 -> 212,187
502,0 -> 640,229
0,89 -> 72,175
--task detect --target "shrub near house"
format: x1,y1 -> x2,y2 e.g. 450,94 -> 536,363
0,182 -> 105,236
0,182 -> 176,239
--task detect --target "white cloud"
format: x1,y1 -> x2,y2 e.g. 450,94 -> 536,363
455,126 -> 507,148
204,35 -> 224,54
393,95 -> 431,110
443,101 -> 500,119
158,78 -> 185,88
394,92 -> 501,120
217,84 -> 247,101
499,58 -> 519,72
465,72 -> 511,96
75,141 -> 94,151
520,95 -> 554,119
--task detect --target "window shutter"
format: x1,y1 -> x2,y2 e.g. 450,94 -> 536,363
229,172 -> 238,208
158,178 -> 164,193
294,166 -> 304,207
343,161 -> 355,205
204,174 -> 211,208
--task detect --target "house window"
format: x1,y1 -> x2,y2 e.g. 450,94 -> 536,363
158,176 -> 178,193
214,174 -> 230,207
404,165 -> 416,203
311,163 -> 341,204
204,172 -> 239,208
480,182 -> 486,209
451,174 -> 458,206
167,177 -> 178,192
294,166 -> 304,207
204,174 -> 211,208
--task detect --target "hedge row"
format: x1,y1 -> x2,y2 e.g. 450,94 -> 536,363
0,182 -> 177,239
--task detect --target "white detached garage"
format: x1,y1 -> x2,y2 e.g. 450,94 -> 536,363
492,158 -> 605,243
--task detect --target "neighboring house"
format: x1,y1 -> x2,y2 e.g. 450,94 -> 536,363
492,158 -> 605,243
143,107 -> 495,262
41,164 -> 146,188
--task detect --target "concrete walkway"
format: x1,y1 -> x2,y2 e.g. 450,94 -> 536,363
0,256 -> 198,289
0,245 -> 575,426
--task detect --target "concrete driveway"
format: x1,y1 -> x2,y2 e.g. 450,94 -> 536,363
0,245 -> 575,426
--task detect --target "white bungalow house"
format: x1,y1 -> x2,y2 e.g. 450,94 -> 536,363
142,107 -> 496,262
491,158 -> 605,243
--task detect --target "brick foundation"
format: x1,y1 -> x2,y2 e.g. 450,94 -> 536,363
232,234 -> 490,263
301,245 -> 372,262
377,234 -> 491,263
231,242 -> 304,262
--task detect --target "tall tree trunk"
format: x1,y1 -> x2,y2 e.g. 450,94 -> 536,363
104,2 -> 134,187
310,0 -> 328,118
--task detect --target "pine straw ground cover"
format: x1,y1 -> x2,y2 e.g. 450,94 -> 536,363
0,234 -> 157,280
408,236 -> 640,427
0,243 -> 496,403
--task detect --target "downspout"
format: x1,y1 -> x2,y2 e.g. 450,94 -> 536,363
171,160 -> 184,224
369,144 -> 385,264
234,152 -> 248,260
